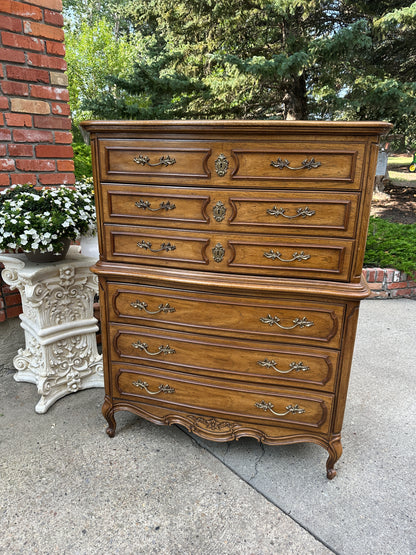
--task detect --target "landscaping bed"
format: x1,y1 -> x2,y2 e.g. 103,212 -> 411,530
366,156 -> 416,298
371,182 -> 416,225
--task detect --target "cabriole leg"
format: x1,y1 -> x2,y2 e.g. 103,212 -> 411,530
326,436 -> 343,479
102,396 -> 116,438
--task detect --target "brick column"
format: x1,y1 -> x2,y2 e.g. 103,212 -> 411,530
0,0 -> 74,321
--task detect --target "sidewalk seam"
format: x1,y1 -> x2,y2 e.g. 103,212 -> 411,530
178,425 -> 339,555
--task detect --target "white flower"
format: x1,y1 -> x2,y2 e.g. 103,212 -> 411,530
0,181 -> 96,254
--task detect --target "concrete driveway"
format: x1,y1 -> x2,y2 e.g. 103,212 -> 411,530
0,299 -> 414,554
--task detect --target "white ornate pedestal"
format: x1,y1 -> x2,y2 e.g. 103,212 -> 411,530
0,246 -> 103,413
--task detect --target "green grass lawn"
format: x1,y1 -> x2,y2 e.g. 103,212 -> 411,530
388,170 -> 416,185
388,155 -> 412,168
387,155 -> 415,186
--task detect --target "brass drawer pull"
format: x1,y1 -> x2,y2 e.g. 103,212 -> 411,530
130,300 -> 176,314
137,240 -> 176,253
255,400 -> 305,417
132,379 -> 175,395
260,314 -> 314,329
133,154 -> 176,167
267,206 -> 316,219
270,157 -> 321,170
257,359 -> 310,374
132,340 -> 176,356
135,200 -> 176,212
264,249 -> 310,262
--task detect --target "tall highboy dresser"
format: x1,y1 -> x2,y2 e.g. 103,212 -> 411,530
82,120 -> 391,478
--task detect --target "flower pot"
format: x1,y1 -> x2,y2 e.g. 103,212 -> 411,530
25,238 -> 71,263
80,234 -> 99,260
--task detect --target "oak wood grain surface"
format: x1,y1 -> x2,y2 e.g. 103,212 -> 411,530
83,119 -> 391,478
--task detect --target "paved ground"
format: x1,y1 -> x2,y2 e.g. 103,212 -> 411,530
0,299 -> 415,554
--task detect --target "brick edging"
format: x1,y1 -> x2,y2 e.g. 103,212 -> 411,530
363,268 -> 416,299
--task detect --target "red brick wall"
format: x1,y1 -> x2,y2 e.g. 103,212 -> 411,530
0,0 -> 74,187
0,0 -> 74,320
363,268 -> 416,299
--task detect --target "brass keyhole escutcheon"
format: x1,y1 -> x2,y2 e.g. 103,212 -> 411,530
213,201 -> 226,222
215,154 -> 229,177
212,243 -> 225,263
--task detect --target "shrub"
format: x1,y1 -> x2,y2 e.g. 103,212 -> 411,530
73,142 -> 92,179
364,216 -> 416,274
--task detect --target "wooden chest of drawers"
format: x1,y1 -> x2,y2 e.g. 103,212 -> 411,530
82,120 -> 391,478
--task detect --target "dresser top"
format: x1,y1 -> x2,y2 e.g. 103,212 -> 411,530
81,119 -> 392,137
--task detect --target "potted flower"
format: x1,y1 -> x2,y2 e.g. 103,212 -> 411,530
0,182 -> 96,263
74,178 -> 100,259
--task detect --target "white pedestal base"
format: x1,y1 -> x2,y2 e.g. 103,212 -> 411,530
0,247 -> 103,413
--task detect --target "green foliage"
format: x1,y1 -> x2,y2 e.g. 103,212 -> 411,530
63,0 -> 416,147
83,38 -> 209,120
73,143 -> 92,179
364,216 -> 416,274
63,8 -> 142,134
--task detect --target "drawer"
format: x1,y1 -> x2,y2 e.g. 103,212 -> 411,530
228,141 -> 365,190
113,364 -> 334,434
107,282 -> 345,348
110,324 -> 339,392
101,184 -> 360,238
103,225 -> 353,281
98,139 -> 214,184
97,138 -> 366,190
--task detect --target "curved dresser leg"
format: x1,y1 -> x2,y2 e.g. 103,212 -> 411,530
326,436 -> 343,479
102,395 -> 116,438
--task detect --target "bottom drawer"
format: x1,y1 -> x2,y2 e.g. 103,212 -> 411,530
112,364 -> 334,434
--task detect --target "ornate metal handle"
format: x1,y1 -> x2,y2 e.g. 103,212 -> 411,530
263,249 -> 310,262
135,200 -> 176,212
132,340 -> 176,356
133,154 -> 176,167
130,300 -> 175,314
137,240 -> 176,253
255,400 -> 305,417
270,157 -> 321,170
267,206 -> 316,219
132,379 -> 175,395
260,314 -> 314,329
257,359 -> 310,374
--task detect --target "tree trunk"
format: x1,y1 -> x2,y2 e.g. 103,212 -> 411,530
283,74 -> 308,120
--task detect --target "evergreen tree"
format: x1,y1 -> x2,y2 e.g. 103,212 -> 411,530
69,1 -> 416,145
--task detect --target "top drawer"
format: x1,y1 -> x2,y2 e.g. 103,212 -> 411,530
97,139 -> 366,190
229,142 -> 364,189
98,139 -> 213,184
